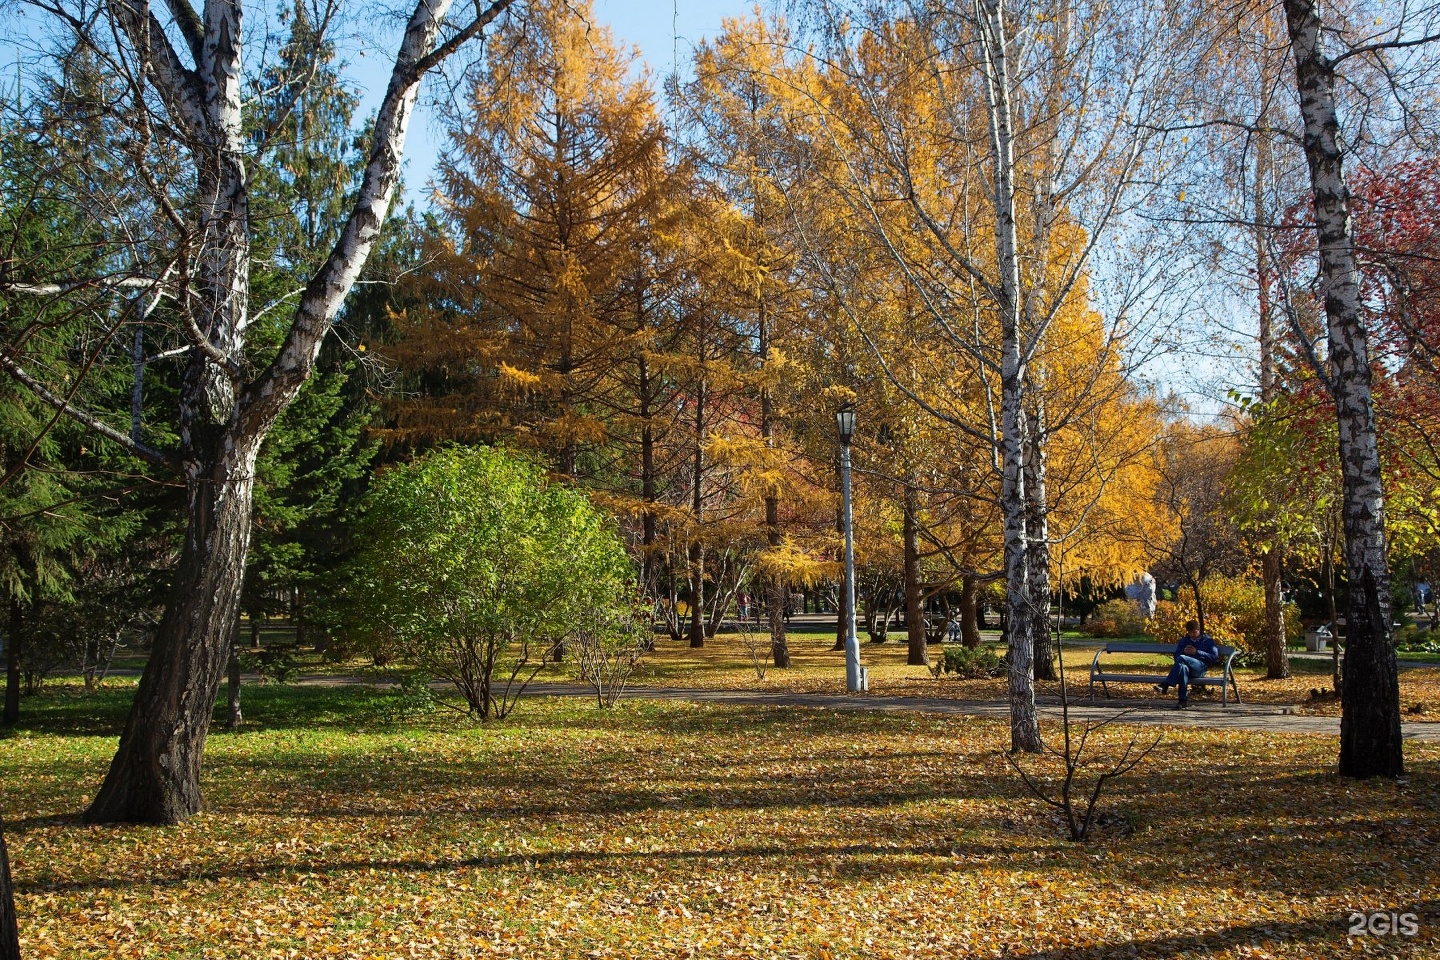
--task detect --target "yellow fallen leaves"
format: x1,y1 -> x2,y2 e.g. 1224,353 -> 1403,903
2,691 -> 1439,958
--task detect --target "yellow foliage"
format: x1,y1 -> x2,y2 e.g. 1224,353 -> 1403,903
496,362 -> 546,392
755,537 -> 839,586
1147,575 -> 1303,653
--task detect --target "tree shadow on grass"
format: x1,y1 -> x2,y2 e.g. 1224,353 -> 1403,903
197,738 -> 1021,821
15,837 -> 1023,896
4,683 -> 450,738
12,755 -> 1438,908
0,685 -> 134,736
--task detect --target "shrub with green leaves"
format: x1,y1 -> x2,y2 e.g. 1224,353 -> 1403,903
1396,623 -> 1440,653
387,671 -> 438,720
346,445 -> 639,719
941,645 -> 1005,678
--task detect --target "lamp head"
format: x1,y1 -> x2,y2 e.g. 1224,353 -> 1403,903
835,402 -> 856,445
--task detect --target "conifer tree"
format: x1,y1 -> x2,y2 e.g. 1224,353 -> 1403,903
683,15 -> 820,665
389,0 -> 668,478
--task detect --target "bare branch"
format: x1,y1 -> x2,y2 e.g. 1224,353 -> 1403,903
104,0 -> 208,138
240,0 -> 519,433
1329,31 -> 1440,69
0,350 -> 177,467
1,276 -> 172,297
161,0 -> 204,61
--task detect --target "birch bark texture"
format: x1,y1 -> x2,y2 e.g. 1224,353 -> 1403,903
1280,0 -> 1402,778
977,0 -> 1040,753
5,0 -> 520,823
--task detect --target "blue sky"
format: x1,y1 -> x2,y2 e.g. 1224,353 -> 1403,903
593,0 -> 744,77
1,1 -> 751,202
363,0 -> 753,203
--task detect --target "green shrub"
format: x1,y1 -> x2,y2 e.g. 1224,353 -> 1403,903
387,671 -> 437,719
1234,650 -> 1268,669
941,645 -> 1005,678
344,445 -> 639,720
1396,623 -> 1440,653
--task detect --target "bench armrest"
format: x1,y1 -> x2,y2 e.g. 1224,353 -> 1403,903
1222,649 -> 1239,675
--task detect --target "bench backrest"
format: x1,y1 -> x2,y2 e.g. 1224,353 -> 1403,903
1101,641 -> 1237,657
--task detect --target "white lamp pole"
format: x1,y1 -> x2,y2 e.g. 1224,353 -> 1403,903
837,403 -> 865,693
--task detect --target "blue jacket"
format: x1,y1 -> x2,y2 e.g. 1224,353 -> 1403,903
1175,633 -> 1219,665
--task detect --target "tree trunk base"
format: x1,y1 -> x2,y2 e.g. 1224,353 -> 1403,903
0,816 -> 19,960
1338,575 -> 1403,778
86,460 -> 258,825
768,581 -> 790,668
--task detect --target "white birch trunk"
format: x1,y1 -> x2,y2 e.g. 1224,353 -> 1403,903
1281,0 -> 1402,777
1024,398 -> 1054,682
979,0 -> 1041,753
77,0 -> 518,823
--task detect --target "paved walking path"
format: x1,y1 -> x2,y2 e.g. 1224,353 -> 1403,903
521,683 -> 1440,741
285,672 -> 1440,740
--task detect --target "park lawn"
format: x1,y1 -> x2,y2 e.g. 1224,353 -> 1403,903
624,631 -> 1440,719
3,684 -> 1439,958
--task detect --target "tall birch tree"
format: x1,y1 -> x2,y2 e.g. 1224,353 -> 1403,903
1276,0 -> 1440,777
782,0 -> 1196,750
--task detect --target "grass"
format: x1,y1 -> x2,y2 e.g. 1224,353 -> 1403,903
4,682 -> 1440,958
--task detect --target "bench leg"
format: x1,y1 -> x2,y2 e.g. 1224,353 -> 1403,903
1230,672 -> 1241,704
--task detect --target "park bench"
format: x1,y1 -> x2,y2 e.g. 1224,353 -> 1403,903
1088,641 -> 1242,706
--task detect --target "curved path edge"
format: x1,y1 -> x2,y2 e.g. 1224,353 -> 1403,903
524,683 -> 1440,741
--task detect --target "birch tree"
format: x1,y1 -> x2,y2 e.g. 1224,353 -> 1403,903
779,0 -> 1198,751
1275,0 -> 1440,777
0,0 -> 521,824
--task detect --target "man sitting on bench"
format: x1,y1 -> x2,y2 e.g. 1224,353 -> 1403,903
1153,620 -> 1220,709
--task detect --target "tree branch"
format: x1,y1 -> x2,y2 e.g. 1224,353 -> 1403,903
1329,31 -> 1440,68
1,276 -> 172,297
0,351 -> 177,468
239,0 -> 519,433
162,0 -> 205,62
105,0 -> 209,139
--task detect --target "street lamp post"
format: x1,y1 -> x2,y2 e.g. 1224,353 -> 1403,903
836,403 -> 866,693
